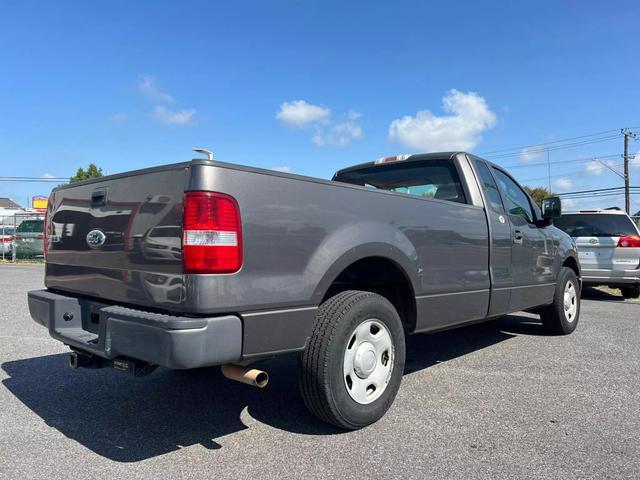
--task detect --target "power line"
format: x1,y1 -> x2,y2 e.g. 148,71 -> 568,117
557,186 -> 640,196
503,153 -> 621,170
486,134 -> 621,160
478,129 -> 621,156
0,177 -> 68,183
558,189 -> 640,200
517,161 -> 629,184
557,187 -> 640,200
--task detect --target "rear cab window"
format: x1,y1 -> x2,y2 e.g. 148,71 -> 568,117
17,220 -> 44,233
554,214 -> 639,237
333,158 -> 468,204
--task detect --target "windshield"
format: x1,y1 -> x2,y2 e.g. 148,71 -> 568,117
148,226 -> 181,238
17,220 -> 44,233
554,214 -> 638,237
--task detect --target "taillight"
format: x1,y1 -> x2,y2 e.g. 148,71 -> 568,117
617,235 -> 640,248
182,191 -> 242,274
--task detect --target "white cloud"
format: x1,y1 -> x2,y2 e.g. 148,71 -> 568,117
553,178 -> 573,190
277,101 -> 363,147
109,112 -> 128,124
585,159 -> 619,176
631,151 -> 640,170
271,166 -> 293,173
276,100 -> 331,127
388,89 -> 497,151
152,106 -> 197,126
138,74 -> 174,103
585,161 -> 604,176
561,198 -> 577,209
520,147 -> 543,161
312,110 -> 363,147
41,173 -> 55,179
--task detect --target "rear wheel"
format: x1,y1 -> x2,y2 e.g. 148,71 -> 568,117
299,290 -> 405,430
620,285 -> 640,299
540,267 -> 580,335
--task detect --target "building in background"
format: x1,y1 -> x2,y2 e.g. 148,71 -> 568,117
0,198 -> 24,223
31,196 -> 48,213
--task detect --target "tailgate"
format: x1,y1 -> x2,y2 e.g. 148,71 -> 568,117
45,163 -> 189,309
575,236 -> 640,271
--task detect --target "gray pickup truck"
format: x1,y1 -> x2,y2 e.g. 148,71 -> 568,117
28,151 -> 581,429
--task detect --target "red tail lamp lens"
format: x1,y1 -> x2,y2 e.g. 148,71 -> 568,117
182,191 -> 242,273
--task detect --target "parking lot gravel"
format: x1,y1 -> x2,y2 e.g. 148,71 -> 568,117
1,264 -> 638,479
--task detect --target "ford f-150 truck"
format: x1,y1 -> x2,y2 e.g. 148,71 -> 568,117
28,151 -> 581,429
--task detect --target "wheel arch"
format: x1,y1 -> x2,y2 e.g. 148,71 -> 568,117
562,254 -> 581,278
314,249 -> 419,332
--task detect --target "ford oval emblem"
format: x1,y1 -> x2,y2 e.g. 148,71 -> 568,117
86,229 -> 106,249
589,238 -> 598,245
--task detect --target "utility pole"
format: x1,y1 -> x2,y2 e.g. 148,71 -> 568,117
622,128 -> 637,214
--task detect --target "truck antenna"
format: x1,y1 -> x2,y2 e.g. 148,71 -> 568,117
192,148 -> 214,160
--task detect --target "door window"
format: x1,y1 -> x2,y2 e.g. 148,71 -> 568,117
492,169 -> 535,224
474,161 -> 504,212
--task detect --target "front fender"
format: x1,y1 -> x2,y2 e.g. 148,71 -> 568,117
553,229 -> 581,277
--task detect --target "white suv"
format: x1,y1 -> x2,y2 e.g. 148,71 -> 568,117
554,209 -> 640,298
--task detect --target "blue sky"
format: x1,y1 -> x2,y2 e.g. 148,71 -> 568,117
1,1 -> 639,211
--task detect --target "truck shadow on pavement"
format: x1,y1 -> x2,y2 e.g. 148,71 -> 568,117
580,286 -> 625,302
2,312 -> 544,462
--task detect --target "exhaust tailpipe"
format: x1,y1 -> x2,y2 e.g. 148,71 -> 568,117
221,364 -> 269,388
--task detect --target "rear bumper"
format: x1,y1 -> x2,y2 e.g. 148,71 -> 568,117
27,289 -> 242,369
581,268 -> 640,286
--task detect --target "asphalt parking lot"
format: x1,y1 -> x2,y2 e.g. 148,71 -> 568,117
1,264 -> 638,479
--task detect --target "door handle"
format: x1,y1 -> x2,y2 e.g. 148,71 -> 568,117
513,230 -> 524,244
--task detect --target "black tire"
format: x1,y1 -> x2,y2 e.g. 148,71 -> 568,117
540,267 -> 580,335
299,290 -> 406,430
620,285 -> 640,299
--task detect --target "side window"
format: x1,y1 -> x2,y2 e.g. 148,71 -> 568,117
474,161 -> 504,213
492,168 -> 535,224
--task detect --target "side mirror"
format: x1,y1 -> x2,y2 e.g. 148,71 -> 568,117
541,196 -> 562,219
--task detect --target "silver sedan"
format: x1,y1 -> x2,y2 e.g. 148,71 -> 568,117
554,209 -> 640,298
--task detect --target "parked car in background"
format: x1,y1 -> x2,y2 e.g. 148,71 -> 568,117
141,225 -> 182,260
0,226 -> 15,258
15,219 -> 45,257
554,209 -> 640,298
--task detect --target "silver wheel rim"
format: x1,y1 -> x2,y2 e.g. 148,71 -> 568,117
343,319 -> 394,405
563,281 -> 577,322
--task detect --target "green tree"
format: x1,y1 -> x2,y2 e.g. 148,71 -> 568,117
70,163 -> 104,183
523,185 -> 555,206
